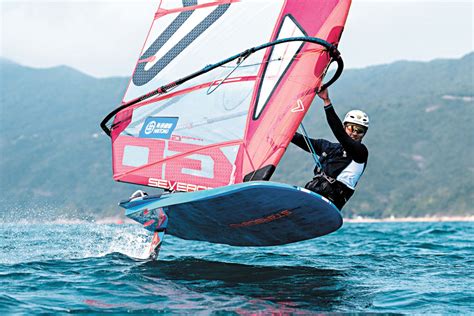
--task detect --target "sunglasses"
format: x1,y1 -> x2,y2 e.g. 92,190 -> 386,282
345,124 -> 366,135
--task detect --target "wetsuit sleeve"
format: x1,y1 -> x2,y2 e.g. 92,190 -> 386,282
325,104 -> 368,163
291,132 -> 324,155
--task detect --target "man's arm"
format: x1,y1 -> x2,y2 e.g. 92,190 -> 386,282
318,89 -> 368,163
291,132 -> 324,155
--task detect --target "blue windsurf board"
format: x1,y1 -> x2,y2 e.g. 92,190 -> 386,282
120,181 -> 342,246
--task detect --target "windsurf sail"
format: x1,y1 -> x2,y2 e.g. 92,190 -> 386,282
101,0 -> 352,192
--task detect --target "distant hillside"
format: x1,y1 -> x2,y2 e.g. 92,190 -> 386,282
0,54 -> 473,218
0,59 -> 140,217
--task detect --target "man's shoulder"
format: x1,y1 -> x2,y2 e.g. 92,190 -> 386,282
318,138 -> 340,150
356,142 -> 369,161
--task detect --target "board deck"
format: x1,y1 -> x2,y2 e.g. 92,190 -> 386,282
121,181 -> 343,246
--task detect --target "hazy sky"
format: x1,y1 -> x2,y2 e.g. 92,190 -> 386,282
1,0 -> 472,78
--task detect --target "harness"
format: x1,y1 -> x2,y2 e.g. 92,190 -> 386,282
305,172 -> 351,210
313,172 -> 337,184
297,123 -> 354,209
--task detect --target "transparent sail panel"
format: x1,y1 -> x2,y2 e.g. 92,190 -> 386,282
254,16 -> 306,118
122,79 -> 255,146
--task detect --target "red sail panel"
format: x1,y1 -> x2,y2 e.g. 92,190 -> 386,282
109,0 -> 351,191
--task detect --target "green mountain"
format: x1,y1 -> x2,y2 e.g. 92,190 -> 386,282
1,54 -> 472,218
0,60 -> 139,217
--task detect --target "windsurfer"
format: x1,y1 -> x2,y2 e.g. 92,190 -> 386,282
291,89 -> 369,210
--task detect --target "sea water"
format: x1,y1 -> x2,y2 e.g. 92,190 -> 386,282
0,220 -> 472,314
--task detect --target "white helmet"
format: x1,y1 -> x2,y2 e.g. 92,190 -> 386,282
343,110 -> 369,128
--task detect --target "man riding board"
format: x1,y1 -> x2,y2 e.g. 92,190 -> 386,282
291,89 -> 369,210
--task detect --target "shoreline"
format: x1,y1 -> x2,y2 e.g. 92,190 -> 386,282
4,215 -> 472,225
345,215 -> 474,223
94,215 -> 474,225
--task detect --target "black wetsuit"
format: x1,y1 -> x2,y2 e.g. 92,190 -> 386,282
291,104 -> 368,209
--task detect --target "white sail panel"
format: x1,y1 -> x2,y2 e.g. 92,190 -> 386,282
123,0 -> 285,103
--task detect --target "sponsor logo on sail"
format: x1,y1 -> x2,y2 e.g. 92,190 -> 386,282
139,117 -> 178,139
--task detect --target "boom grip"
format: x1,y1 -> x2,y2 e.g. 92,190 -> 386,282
319,54 -> 344,92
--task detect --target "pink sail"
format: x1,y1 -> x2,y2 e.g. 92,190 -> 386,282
109,0 -> 351,192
